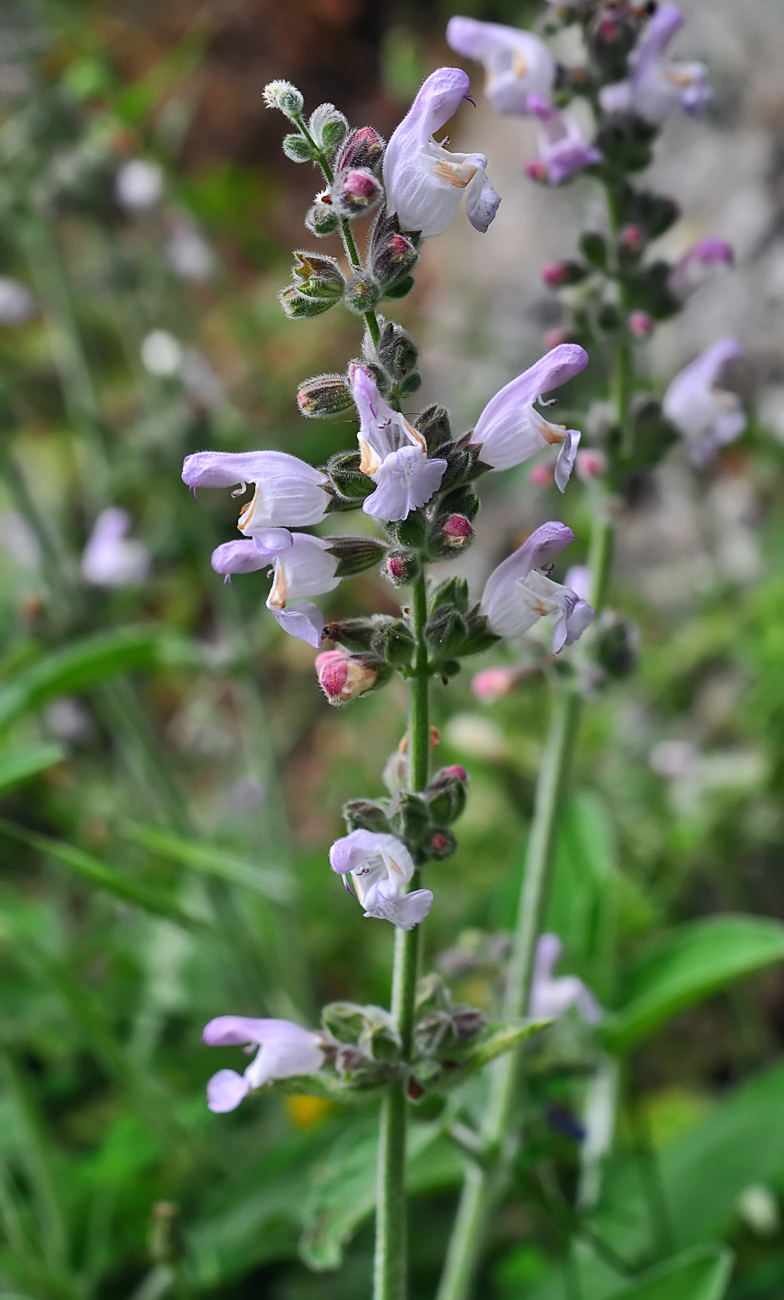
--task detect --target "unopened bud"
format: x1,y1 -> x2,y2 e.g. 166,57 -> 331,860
526,159 -> 548,183
472,665 -> 522,704
376,322 -> 419,379
332,167 -> 383,219
426,766 -> 469,824
344,271 -> 381,314
305,190 -> 341,237
282,133 -> 314,163
441,514 -> 474,550
451,1007 -> 485,1041
619,224 -> 644,252
297,372 -> 353,418
278,285 -> 336,319
263,80 -> 304,118
325,450 -> 374,502
628,309 -> 653,338
384,550 -> 420,587
575,448 -> 608,480
529,461 -> 555,487
316,650 -> 380,705
425,828 -> 458,861
324,535 -> 387,577
336,126 -> 384,174
542,260 -> 586,288
321,1001 -> 366,1044
342,797 -> 393,834
308,103 -> 349,155
373,232 -> 419,288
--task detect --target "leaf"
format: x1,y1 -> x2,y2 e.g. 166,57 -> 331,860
0,630 -> 161,731
608,1246 -> 732,1300
603,915 -> 784,1052
268,1074 -> 384,1104
0,746 -> 65,794
120,821 -> 294,906
448,1018 -> 552,1079
0,818 -> 207,931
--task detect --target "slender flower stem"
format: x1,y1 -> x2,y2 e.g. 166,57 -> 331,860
374,569 -> 430,1300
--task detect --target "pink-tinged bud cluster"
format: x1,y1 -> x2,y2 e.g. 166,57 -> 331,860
525,159 -> 548,183
316,650 -> 377,704
542,262 -> 568,287
628,310 -> 654,339
441,514 -> 474,548
575,449 -> 608,481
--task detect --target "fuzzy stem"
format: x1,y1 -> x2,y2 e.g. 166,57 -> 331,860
374,569 -> 430,1300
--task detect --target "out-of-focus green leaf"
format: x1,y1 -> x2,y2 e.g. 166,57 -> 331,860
603,915 -> 784,1052
447,1018 -> 552,1079
0,746 -> 65,794
121,821 -> 294,905
609,1246 -> 732,1300
114,20 -> 211,123
0,818 -> 206,930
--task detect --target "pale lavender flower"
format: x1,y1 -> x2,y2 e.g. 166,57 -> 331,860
114,159 -> 163,212
467,343 -> 589,490
329,829 -> 433,930
0,276 -> 35,324
203,1016 -> 326,1112
662,338 -> 747,467
480,521 -> 595,652
81,507 -> 151,588
599,4 -> 711,125
182,449 -> 331,531
350,365 -> 447,520
530,934 -> 602,1024
526,96 -> 602,186
445,17 -> 555,115
667,238 -> 733,302
211,530 -> 340,648
382,67 -> 500,238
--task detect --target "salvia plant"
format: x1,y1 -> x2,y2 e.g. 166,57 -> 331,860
179,5 -> 753,1298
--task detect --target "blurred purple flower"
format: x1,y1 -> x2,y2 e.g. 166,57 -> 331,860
662,338 -> 747,467
329,829 -> 433,930
383,67 -> 500,237
480,521 -> 595,652
0,276 -> 36,324
350,365 -> 447,520
529,934 -> 602,1024
182,449 -> 331,531
667,238 -> 733,301
203,1016 -> 326,1112
81,507 -> 151,588
599,4 -> 711,125
445,17 -> 556,114
467,343 -> 589,490
526,95 -> 602,186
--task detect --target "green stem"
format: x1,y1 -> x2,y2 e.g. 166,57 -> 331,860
374,570 -> 430,1300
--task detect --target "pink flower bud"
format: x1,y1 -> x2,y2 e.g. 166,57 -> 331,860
441,514 -> 474,548
441,764 -> 468,783
575,449 -> 608,480
619,225 -> 644,252
542,262 -> 566,287
343,169 -> 380,201
628,309 -> 654,338
528,462 -> 555,487
525,159 -> 548,183
316,650 -> 377,704
471,666 -> 521,704
543,326 -> 576,349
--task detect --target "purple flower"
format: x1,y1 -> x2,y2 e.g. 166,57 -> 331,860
468,343 -> 589,490
667,238 -> 733,301
445,17 -> 555,115
81,507 -> 151,588
349,365 -> 447,520
479,521 -> 595,652
526,96 -> 602,186
211,530 -> 340,648
530,934 -> 602,1024
383,67 -> 501,238
203,1016 -> 326,1112
329,829 -> 433,930
662,338 -> 747,467
182,449 -> 331,531
599,5 -> 711,125
0,276 -> 36,324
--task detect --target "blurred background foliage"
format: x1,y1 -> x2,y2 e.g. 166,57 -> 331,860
2,0 -> 784,1298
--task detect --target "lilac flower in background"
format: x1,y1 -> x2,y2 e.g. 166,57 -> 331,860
599,4 -> 711,125
525,95 -> 602,187
211,531 -> 340,648
480,521 -> 595,652
330,829 -> 433,930
445,17 -> 555,115
182,449 -> 332,530
114,159 -> 163,212
350,365 -> 447,520
662,338 -> 747,467
81,507 -> 151,588
467,343 -> 589,490
529,934 -> 602,1024
667,238 -> 733,302
0,276 -> 35,324
383,67 -> 501,238
203,1016 -> 326,1112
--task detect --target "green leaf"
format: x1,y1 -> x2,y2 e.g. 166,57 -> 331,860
603,915 -> 784,1052
120,821 -> 294,906
0,746 -> 65,794
447,1018 -> 552,1079
609,1246 -> 732,1300
267,1074 -> 383,1103
0,629 -> 162,732
0,818 -> 206,931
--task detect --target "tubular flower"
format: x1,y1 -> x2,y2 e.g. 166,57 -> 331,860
662,338 -> 747,467
182,449 -> 331,531
529,934 -> 602,1024
599,4 -> 711,125
382,67 -> 501,238
211,530 -> 340,647
203,1016 -> 326,1113
480,521 -> 595,652
349,365 -> 447,520
81,507 -> 151,588
329,829 -> 433,930
468,343 -> 589,491
667,238 -> 733,302
445,17 -> 556,115
526,95 -> 602,186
